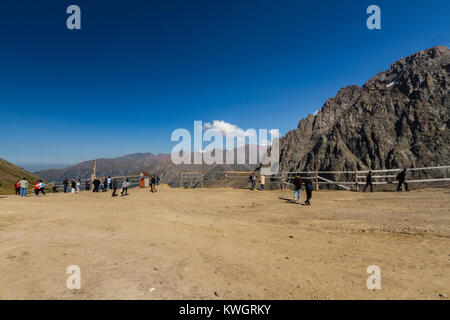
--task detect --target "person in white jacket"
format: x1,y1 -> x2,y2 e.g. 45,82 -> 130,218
37,180 -> 46,195
121,178 -> 129,197
19,178 -> 29,197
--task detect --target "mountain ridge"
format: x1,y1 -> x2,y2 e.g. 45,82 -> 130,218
278,45 -> 449,175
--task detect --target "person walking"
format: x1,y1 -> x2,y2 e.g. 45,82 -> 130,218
14,180 -> 20,195
85,180 -> 91,191
103,177 -> 108,192
260,175 -> 265,191
76,179 -> 81,193
71,180 -> 76,193
107,176 -> 112,190
363,171 -> 373,192
121,178 -> 129,197
63,178 -> 69,193
34,180 -> 40,196
156,176 -> 160,185
305,178 -> 313,205
19,178 -> 28,197
93,178 -> 100,192
111,178 -> 118,197
150,175 -> 157,193
38,180 -> 46,195
249,172 -> 257,190
396,168 -> 409,191
293,175 -> 302,203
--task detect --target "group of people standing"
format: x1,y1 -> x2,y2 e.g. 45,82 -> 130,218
62,178 -> 81,193
249,172 -> 265,191
63,176 -> 130,197
14,179 -> 47,197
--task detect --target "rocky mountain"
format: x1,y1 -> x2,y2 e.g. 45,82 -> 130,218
0,157 -> 43,194
279,46 -> 449,179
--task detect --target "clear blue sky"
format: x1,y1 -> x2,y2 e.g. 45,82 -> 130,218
0,0 -> 449,170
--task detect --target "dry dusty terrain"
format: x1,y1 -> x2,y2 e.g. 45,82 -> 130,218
0,186 -> 449,300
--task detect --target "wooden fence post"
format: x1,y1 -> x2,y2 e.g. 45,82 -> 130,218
201,173 -> 204,188
355,171 -> 359,192
315,171 -> 319,191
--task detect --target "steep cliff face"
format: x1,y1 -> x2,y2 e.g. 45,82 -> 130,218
279,46 -> 450,174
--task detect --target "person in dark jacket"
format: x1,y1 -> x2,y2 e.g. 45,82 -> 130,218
15,180 -> 20,195
363,171 -> 373,192
293,175 -> 302,203
85,180 -> 91,191
103,177 -> 108,192
111,178 -> 118,197
63,178 -> 69,193
396,168 -> 409,191
150,175 -> 157,193
71,180 -> 76,193
249,172 -> 257,190
93,179 -> 101,192
304,178 -> 314,205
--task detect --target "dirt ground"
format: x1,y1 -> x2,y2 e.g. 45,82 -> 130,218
0,186 -> 449,300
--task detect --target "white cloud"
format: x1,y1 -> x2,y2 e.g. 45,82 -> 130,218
202,120 -> 279,150
203,120 -> 256,138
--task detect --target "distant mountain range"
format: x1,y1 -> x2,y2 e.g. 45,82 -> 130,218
36,153 -> 171,182
36,147 -> 259,187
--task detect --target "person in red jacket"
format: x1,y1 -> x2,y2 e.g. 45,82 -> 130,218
15,180 -> 20,195
34,181 -> 40,196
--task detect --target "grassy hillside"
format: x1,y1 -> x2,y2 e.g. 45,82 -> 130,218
0,158 -> 43,195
